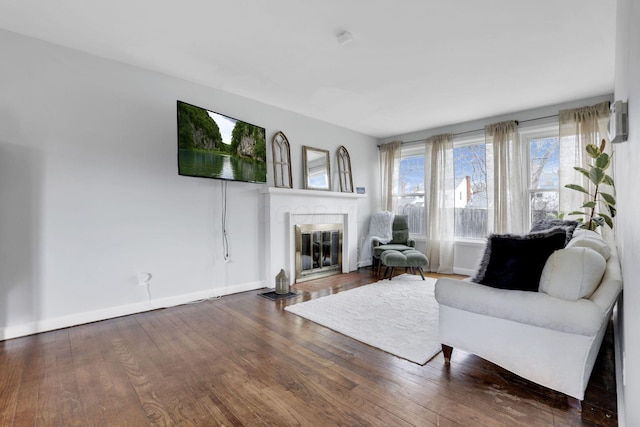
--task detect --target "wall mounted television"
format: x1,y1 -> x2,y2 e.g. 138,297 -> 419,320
177,100 -> 267,183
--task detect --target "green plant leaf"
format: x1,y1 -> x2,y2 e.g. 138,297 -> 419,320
600,139 -> 607,153
595,153 -> 611,169
564,184 -> 590,194
567,210 -> 586,216
589,167 -> 605,184
600,214 -> 614,228
586,144 -> 600,158
604,175 -> 615,186
608,205 -> 617,218
600,192 -> 616,205
574,167 -> 591,180
582,201 -> 597,208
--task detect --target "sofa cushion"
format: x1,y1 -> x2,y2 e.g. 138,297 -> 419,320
472,230 -> 567,292
566,229 -> 611,260
539,247 -> 606,300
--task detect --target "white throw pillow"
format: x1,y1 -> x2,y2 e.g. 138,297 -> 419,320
539,247 -> 606,300
566,230 -> 611,260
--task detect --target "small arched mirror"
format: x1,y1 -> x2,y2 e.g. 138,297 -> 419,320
337,145 -> 353,193
302,146 -> 331,191
272,131 -> 293,188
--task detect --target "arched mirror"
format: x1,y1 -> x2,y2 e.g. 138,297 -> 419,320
272,131 -> 293,188
303,146 -> 331,191
336,145 -> 353,193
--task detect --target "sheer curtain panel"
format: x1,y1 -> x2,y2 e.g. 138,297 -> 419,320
485,120 -> 526,234
379,141 -> 402,212
424,134 -> 455,273
558,101 -> 612,240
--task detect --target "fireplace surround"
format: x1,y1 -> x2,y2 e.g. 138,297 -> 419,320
261,187 -> 365,287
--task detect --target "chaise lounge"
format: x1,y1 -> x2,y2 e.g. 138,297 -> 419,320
434,227 -> 622,410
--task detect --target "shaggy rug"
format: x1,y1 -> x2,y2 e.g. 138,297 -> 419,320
285,274 -> 441,365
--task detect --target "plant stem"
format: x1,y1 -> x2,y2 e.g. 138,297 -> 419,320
589,184 -> 600,230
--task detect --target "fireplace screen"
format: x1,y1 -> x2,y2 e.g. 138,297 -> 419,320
295,223 -> 342,282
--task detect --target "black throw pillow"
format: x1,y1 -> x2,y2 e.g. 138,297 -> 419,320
530,219 -> 579,245
472,230 -> 567,292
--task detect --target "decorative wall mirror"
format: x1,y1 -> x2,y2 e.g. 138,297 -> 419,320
302,146 -> 331,191
336,145 -> 353,193
271,131 -> 293,188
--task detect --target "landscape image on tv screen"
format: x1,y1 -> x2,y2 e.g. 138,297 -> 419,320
177,100 -> 267,183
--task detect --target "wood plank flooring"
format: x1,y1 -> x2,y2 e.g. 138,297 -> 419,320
0,268 -> 617,426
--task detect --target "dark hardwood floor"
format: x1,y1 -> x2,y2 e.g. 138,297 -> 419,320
0,268 -> 617,426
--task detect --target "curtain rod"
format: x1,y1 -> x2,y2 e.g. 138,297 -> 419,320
380,113 -> 559,146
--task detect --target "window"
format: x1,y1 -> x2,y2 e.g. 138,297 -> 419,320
453,136 -> 487,238
525,129 -> 560,226
392,124 -> 559,238
396,145 -> 425,235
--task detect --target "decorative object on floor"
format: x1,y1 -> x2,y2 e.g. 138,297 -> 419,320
285,274 -> 440,364
272,131 -> 293,188
259,290 -> 297,301
275,268 -> 290,294
336,145 -> 353,193
564,138 -> 616,230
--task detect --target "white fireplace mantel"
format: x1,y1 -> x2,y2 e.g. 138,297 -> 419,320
261,187 -> 365,286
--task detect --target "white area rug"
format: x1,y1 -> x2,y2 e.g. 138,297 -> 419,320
285,274 -> 441,365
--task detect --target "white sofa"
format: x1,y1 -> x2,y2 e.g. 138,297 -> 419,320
434,228 -> 622,408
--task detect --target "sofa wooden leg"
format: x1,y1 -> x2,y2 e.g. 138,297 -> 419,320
442,345 -> 453,365
567,397 -> 582,412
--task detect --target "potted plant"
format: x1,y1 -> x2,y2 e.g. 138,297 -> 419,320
565,139 -> 616,230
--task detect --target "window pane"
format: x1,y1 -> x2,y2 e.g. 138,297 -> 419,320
530,136 -> 559,190
453,144 -> 487,238
530,191 -> 559,224
397,154 -> 424,234
529,136 -> 559,225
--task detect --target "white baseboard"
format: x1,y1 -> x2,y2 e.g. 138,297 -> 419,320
453,267 -> 476,277
0,280 -> 266,341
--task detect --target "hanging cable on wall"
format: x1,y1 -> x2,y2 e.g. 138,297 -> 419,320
221,180 -> 230,261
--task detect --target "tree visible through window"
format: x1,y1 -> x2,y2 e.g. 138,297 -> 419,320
396,151 -> 425,234
453,141 -> 487,238
528,135 -> 560,224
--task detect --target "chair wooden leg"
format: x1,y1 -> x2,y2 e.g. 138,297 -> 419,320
442,345 -> 453,365
417,267 -> 425,280
389,267 -> 395,279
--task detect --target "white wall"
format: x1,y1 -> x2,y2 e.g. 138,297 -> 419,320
0,29 -> 378,339
614,0 -> 640,424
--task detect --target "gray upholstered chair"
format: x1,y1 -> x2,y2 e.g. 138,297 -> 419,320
372,215 -> 416,274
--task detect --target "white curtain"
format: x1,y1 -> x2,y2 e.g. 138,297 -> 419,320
485,120 -> 526,234
424,134 -> 455,273
379,141 -> 402,212
558,101 -> 612,240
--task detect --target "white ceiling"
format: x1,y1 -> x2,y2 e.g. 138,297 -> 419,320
0,0 -> 616,139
